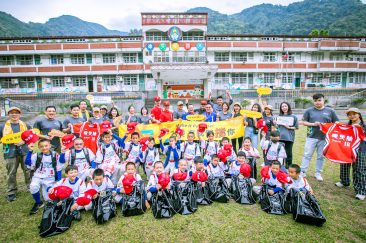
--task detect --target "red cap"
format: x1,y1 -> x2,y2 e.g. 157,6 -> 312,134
139,137 -> 150,152
200,100 -> 208,105
240,163 -> 252,178
76,196 -> 91,206
154,96 -> 161,102
21,130 -> 39,145
84,188 -> 98,197
100,120 -> 112,133
276,171 -> 291,185
163,101 -> 170,106
62,134 -> 75,149
175,126 -> 184,137
127,122 -> 137,134
158,128 -> 169,138
122,174 -> 136,195
48,186 -> 73,200
191,171 -> 208,182
158,172 -> 171,189
217,149 -> 228,163
198,123 -> 207,133
257,118 -> 268,134
223,144 -> 233,156
261,166 -> 271,180
173,171 -> 188,181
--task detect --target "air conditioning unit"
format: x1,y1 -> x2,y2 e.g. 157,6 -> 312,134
11,79 -> 18,85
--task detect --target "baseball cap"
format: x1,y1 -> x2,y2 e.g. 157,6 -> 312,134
346,107 -> 361,115
264,105 -> 273,111
233,102 -> 242,108
93,107 -> 100,112
8,107 -> 21,114
177,101 -> 184,106
154,96 -> 161,102
100,105 -> 108,110
200,100 -> 207,105
163,101 -> 170,106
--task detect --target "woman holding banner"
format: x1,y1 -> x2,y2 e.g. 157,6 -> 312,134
243,103 -> 262,149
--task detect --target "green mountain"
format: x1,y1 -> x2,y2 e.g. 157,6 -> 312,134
0,12 -> 128,37
188,0 -> 366,35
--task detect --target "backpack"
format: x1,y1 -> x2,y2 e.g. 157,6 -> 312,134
193,180 -> 212,205
100,143 -> 118,163
121,181 -> 147,217
204,141 -> 218,156
171,181 -> 198,215
39,198 -> 74,238
231,176 -> 258,205
70,148 -> 91,166
35,151 -> 58,181
182,142 -> 199,158
207,177 -> 230,203
151,190 -> 177,219
259,184 -> 286,215
92,190 -> 116,224
264,141 -> 285,165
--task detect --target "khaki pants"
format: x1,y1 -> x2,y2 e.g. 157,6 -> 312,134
5,155 -> 31,196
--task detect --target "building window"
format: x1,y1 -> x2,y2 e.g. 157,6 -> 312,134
50,55 -> 64,65
103,75 -> 117,86
329,73 -> 342,84
312,73 -> 324,83
145,31 -> 168,41
102,54 -> 116,64
263,73 -> 275,83
0,56 -> 14,65
282,73 -> 294,84
282,53 -> 299,62
0,78 -> 16,89
214,73 -> 230,84
123,53 -> 137,63
349,54 -> 366,62
330,53 -> 343,61
214,52 -> 229,62
52,77 -> 65,87
263,53 -> 277,62
70,54 -> 85,64
311,53 -> 324,62
231,52 -> 253,62
123,75 -> 138,86
19,77 -> 35,88
16,55 -> 33,65
154,51 -> 169,63
182,31 -> 204,41
72,76 -> 86,86
231,73 -> 247,84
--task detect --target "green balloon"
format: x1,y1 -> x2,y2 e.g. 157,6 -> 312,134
159,43 -> 167,51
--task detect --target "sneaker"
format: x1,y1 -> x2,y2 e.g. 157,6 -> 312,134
29,202 -> 44,215
6,194 -> 16,202
335,182 -> 349,188
314,173 -> 324,181
355,194 -> 365,201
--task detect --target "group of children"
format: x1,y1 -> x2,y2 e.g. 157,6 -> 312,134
25,125 -> 317,224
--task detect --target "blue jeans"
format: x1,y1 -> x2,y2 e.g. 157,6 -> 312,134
244,127 -> 258,150
301,137 -> 326,174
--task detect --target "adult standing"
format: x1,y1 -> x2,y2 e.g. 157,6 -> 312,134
0,107 -> 31,202
262,105 -> 276,140
33,106 -> 65,153
208,90 -> 233,113
203,103 -> 217,122
140,106 -> 152,124
79,100 -> 92,121
88,107 -> 104,124
173,101 -> 186,120
160,101 -> 174,123
100,105 -> 109,121
300,93 -> 339,181
232,102 -> 243,151
277,102 -> 299,168
243,103 -> 262,149
192,100 -> 208,114
151,96 -> 162,123
63,104 -> 85,136
108,107 -> 123,135
217,102 -> 232,121
182,103 -> 196,120
125,105 -> 141,124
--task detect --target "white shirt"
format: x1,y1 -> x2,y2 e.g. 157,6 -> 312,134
124,142 -> 142,162
260,140 -> 287,164
207,162 -> 227,178
86,177 -> 115,192
182,141 -> 201,161
286,176 -> 311,192
64,148 -> 95,173
142,147 -> 159,166
56,177 -> 86,198
28,153 -> 63,179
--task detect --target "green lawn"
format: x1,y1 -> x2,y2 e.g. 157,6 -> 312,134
0,127 -> 365,242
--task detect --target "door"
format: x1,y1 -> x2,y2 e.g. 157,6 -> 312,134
88,76 -> 94,92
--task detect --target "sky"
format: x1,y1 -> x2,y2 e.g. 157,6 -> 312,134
1,0 -> 366,31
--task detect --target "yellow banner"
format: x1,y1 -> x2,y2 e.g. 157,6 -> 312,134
119,117 -> 244,142
1,128 -> 40,144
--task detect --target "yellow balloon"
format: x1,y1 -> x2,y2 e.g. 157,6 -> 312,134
257,87 -> 273,95
171,42 -> 180,51
240,110 -> 262,118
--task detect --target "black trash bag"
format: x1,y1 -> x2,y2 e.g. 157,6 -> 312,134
194,182 -> 213,205
259,185 -> 286,215
207,176 -> 230,203
121,181 -> 147,217
231,176 -> 258,205
39,198 -> 74,238
291,189 -> 326,226
151,189 -> 177,219
172,181 -> 198,215
93,190 -> 116,224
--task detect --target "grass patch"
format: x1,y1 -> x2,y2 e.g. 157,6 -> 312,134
0,127 -> 365,242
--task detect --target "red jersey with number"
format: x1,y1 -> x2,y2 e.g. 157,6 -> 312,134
80,122 -> 100,154
151,106 -> 162,123
321,123 -> 365,164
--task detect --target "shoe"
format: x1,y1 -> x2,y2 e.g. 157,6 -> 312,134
355,194 -> 365,200
335,182 -> 349,188
300,172 -> 306,178
73,210 -> 81,221
314,173 -> 323,181
29,202 -> 44,215
6,194 -> 16,202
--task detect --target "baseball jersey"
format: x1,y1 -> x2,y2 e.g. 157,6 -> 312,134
207,162 -> 227,178
286,176 -> 311,193
150,106 -> 162,122
181,141 -> 201,161
229,161 -> 242,176
321,123 -> 365,164
64,148 -> 95,174
124,142 -> 142,163
95,142 -> 120,176
80,122 -> 100,154
239,147 -> 261,159
27,153 -> 63,179
147,173 -> 159,191
116,173 -> 142,188
262,170 -> 283,188
56,177 -> 86,198
160,110 -> 173,123
260,140 -> 287,163
86,177 -> 115,192
201,140 -> 219,162
141,147 -> 159,167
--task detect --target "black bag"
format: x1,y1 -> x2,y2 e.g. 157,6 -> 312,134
259,185 -> 286,215
121,181 -> 147,217
290,189 -> 326,226
194,182 -> 213,205
172,181 -> 198,215
207,177 -> 230,203
231,176 -> 258,205
39,198 -> 74,238
151,190 -> 177,219
92,190 -> 116,224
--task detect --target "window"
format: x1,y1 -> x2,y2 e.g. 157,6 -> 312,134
145,31 -> 168,41
72,76 -> 86,86
231,73 -> 247,84
263,73 -> 275,83
311,53 -> 324,62
16,55 -> 33,65
330,53 -> 343,61
52,77 -> 65,87
329,73 -> 342,84
123,75 -> 138,86
214,73 -> 230,84
70,54 -> 85,64
103,75 -> 117,86
154,51 -> 169,63
282,53 -> 299,62
102,54 -> 116,64
231,52 -> 253,62
263,52 -> 277,62
50,55 -> 64,65
0,78 -> 16,89
123,53 -> 137,63
214,52 -> 229,62
349,54 -> 366,62
182,31 -> 204,41
282,73 -> 294,84
0,56 -> 14,65
19,77 -> 35,88
312,73 -> 324,83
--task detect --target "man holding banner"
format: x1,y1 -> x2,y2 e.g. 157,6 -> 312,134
0,107 -> 31,202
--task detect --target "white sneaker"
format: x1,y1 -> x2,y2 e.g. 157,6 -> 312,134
355,194 -> 365,200
300,171 -> 306,178
314,173 -> 323,181
335,182 -> 346,188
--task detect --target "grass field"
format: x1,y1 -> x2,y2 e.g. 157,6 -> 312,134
0,126 -> 365,242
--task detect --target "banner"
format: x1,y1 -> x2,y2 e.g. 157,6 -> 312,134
276,116 -> 295,126
1,128 -> 40,144
118,117 -> 245,142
